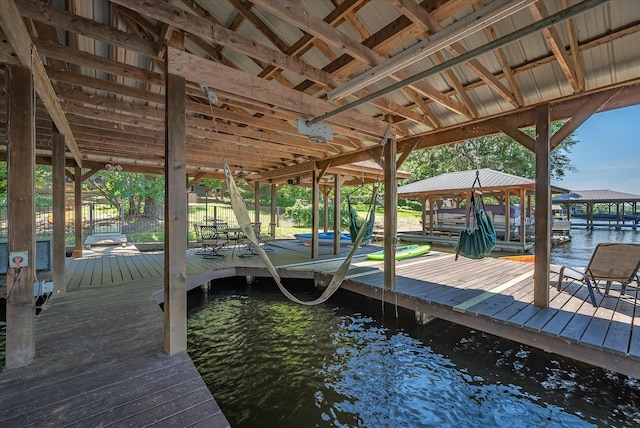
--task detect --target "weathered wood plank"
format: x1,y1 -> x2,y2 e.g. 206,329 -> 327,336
601,291 -> 637,355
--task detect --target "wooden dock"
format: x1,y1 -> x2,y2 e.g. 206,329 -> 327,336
1,238 -> 639,426
0,245 -> 230,427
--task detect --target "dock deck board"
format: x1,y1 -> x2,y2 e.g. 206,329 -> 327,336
0,246 -> 230,427
2,238 -> 640,426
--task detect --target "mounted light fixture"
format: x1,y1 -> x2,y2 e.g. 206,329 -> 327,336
104,163 -> 122,172
327,0 -> 537,100
237,170 -> 247,185
308,136 -> 326,144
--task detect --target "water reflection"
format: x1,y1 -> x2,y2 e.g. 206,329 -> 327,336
187,280 -> 640,427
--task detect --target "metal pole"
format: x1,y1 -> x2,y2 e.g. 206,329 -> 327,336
307,0 -> 605,126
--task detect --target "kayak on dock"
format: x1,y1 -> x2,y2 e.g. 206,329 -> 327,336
367,244 -> 431,260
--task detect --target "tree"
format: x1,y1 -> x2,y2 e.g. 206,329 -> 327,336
90,171 -> 164,217
0,162 -> 6,200
402,122 -> 578,183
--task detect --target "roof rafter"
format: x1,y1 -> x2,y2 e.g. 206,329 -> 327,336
0,0 -> 82,166
251,0 -> 470,118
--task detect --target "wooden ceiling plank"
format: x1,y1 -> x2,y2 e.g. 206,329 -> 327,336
0,0 -> 82,166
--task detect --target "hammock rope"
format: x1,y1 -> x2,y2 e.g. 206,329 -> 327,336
223,164 -> 377,305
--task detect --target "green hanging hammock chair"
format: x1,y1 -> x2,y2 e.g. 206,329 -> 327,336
347,191 -> 377,246
455,171 -> 496,260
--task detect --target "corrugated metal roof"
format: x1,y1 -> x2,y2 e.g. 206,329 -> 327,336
5,0 -> 640,182
553,190 -> 640,203
397,168 -> 536,196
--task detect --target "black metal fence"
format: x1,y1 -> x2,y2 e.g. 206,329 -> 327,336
0,199 -> 285,242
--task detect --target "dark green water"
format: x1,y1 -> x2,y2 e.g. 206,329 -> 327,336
187,278 -> 640,428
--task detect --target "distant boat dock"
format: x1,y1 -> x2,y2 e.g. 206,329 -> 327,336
553,189 -> 640,231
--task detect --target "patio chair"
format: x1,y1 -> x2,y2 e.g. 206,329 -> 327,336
193,223 -> 208,255
555,243 -> 640,307
236,223 -> 261,257
259,223 -> 276,252
199,224 -> 229,258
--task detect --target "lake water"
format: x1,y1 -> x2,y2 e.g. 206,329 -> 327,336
550,227 -> 640,267
188,272 -> 640,427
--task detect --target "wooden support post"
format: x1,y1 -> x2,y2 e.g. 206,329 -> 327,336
322,189 -> 329,233
383,120 -> 397,290
520,188 -> 526,246
6,64 -> 36,367
311,169 -> 319,258
504,190 -> 511,242
333,174 -> 341,256
421,198 -> 427,236
270,184 -> 277,237
72,166 -> 83,258
52,124 -> 66,295
534,104 -> 551,308
415,311 -> 436,325
254,181 -> 261,225
164,31 -> 187,355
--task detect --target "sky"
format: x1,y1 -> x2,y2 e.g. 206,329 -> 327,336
551,104 -> 640,195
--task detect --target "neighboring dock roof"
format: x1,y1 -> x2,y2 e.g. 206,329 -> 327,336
553,190 -> 640,203
398,169 -> 569,199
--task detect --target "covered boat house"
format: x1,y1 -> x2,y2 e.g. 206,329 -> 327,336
3,0 -> 640,424
553,189 -> 640,229
397,168 -> 570,252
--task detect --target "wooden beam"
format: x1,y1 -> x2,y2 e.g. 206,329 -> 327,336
311,168 -> 320,259
17,0 -> 158,58
187,171 -> 207,189
529,2 -> 580,92
167,48 -> 387,139
72,167 -> 82,258
396,140 -> 419,169
52,125 -> 66,296
333,173 -> 341,255
550,88 -> 620,149
254,181 -> 261,225
5,64 -> 36,368
0,0 -> 82,166
257,0 -> 365,80
562,0 -> 586,92
270,184 -> 277,238
251,0 -> 470,118
383,119 -> 397,291
534,104 -> 550,308
487,117 -> 535,152
110,0 -> 339,89
393,0 -> 519,107
164,31 -> 187,355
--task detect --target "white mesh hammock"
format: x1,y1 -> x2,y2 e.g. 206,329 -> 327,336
223,164 -> 376,305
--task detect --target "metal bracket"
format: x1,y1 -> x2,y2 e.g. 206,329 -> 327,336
298,117 -> 333,143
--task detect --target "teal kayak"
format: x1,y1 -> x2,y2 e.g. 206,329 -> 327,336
367,244 -> 431,260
